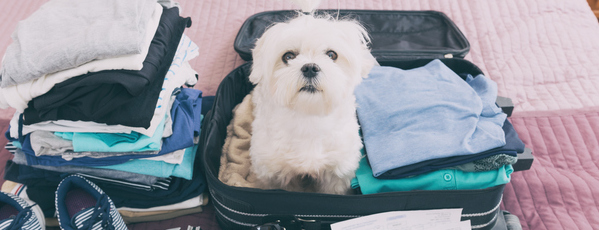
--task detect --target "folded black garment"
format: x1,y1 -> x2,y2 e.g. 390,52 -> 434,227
4,160 -> 206,217
23,6 -> 192,128
376,119 -> 525,179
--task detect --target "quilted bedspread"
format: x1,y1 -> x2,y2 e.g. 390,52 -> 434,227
1,0 -> 599,229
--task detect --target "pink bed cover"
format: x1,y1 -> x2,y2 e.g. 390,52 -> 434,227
1,0 -> 599,229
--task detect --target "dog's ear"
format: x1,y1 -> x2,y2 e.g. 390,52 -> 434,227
249,37 -> 265,84
249,31 -> 274,84
337,20 -> 378,79
359,47 -> 378,79
249,22 -> 283,85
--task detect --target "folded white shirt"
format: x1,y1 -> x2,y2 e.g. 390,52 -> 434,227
10,113 -> 133,138
0,4 -> 163,112
59,144 -> 185,164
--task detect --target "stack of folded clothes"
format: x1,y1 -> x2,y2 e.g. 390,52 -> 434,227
352,59 -> 525,194
0,0 -> 208,226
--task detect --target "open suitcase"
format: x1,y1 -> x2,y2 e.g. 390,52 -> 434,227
200,10 -> 532,230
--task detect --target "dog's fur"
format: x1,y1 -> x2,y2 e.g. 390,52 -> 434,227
248,13 -> 377,194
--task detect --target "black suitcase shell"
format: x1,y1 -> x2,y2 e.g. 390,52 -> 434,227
234,10 -> 470,62
201,10 -> 519,230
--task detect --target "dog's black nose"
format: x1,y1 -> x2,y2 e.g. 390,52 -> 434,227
301,63 -> 320,78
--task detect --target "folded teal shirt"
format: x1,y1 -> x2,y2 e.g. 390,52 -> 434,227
351,151 -> 513,194
93,144 -> 197,179
55,114 -> 167,153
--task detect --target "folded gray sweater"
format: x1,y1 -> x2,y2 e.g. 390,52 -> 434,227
0,0 -> 157,87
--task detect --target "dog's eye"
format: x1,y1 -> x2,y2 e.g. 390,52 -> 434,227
326,50 -> 338,61
282,52 -> 296,64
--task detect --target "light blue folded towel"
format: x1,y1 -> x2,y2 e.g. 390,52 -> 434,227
355,60 -> 507,177
55,114 -> 166,153
95,144 -> 198,180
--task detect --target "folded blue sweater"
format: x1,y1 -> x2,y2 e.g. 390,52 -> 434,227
355,60 -> 507,177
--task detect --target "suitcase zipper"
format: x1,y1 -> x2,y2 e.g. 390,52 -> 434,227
210,188 -> 362,227
210,188 -> 362,219
471,211 -> 498,229
461,197 -> 501,218
213,205 -> 257,227
464,198 -> 502,229
210,188 -> 502,229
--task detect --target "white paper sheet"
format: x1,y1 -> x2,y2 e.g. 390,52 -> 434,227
331,208 -> 470,230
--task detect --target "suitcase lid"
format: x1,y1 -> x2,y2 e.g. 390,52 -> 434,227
234,10 -> 470,62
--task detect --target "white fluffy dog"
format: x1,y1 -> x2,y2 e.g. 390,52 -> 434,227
248,13 -> 377,194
